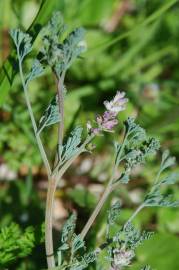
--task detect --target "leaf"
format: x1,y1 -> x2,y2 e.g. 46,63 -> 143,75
0,0 -> 61,106
144,189 -> 179,208
107,201 -> 121,226
25,59 -> 44,84
161,154 -> 176,171
37,95 -> 61,134
60,126 -> 83,162
42,11 -> 65,39
69,251 -> 97,270
160,172 -> 179,185
118,173 -> 130,184
71,234 -> 85,255
121,222 -> 154,250
40,10 -> 86,78
60,213 -> 77,244
124,117 -> 146,143
10,29 -> 32,61
46,28 -> 86,77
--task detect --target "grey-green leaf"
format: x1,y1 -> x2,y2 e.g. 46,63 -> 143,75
61,213 -> 77,244
160,172 -> 179,185
60,127 -> 83,162
71,234 -> 85,255
37,95 -> 60,134
10,29 -> 32,60
26,59 -> 44,84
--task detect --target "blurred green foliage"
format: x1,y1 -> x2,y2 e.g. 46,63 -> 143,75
0,0 -> 179,269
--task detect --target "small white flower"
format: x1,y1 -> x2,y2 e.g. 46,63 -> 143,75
104,91 -> 128,113
113,91 -> 125,103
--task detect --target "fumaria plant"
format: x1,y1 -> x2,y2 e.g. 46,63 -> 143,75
10,12 -> 179,270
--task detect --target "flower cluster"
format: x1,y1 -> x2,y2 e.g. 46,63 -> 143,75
87,91 -> 128,135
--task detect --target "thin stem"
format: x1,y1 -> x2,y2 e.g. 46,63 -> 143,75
81,130 -> 128,240
45,177 -> 56,268
57,79 -> 64,147
57,72 -> 65,158
81,184 -> 112,240
154,167 -> 162,185
124,203 -> 145,229
17,53 -> 53,267
44,135 -> 94,268
18,55 -> 51,176
97,203 -> 145,253
54,135 -> 94,178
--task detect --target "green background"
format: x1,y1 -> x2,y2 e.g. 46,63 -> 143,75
0,0 -> 179,269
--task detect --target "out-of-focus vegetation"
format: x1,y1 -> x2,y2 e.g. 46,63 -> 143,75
0,0 -> 179,269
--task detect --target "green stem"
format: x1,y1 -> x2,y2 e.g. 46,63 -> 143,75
18,56 -> 51,177
81,183 -> 112,240
53,71 -> 66,170
154,167 -> 162,185
124,203 -> 145,229
17,53 -> 53,267
81,131 -> 129,240
44,135 -> 94,268
57,72 -> 65,161
97,203 -> 145,253
45,177 -> 56,268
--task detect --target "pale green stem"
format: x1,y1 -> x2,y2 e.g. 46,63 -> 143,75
81,183 -> 112,240
17,52 -> 54,267
153,167 -> 163,185
18,55 -> 51,177
81,131 -> 129,240
56,71 -> 65,161
45,177 -> 56,268
124,203 -> 145,229
44,135 -> 94,268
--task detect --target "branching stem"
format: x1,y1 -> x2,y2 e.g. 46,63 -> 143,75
18,54 -> 56,268
45,135 -> 94,268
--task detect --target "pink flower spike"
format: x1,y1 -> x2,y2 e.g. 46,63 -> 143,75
102,119 -> 118,130
103,111 -> 117,120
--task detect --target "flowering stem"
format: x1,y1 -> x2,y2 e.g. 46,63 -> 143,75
81,130 -> 128,240
81,182 -> 112,240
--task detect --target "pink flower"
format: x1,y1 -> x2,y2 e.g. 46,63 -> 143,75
87,90 -> 128,135
102,118 -> 118,130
